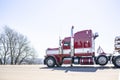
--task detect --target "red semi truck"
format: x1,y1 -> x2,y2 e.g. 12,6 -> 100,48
44,26 -> 120,68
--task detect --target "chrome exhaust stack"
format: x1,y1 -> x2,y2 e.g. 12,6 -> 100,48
70,26 -> 74,66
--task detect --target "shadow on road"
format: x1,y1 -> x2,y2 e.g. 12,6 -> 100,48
40,65 -> 118,73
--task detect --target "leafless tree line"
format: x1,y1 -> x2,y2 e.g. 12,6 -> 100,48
0,26 -> 36,64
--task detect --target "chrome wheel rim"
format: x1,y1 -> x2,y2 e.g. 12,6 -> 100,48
116,58 -> 120,66
98,56 -> 107,64
47,59 -> 54,66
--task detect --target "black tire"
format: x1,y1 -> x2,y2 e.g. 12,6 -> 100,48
113,56 -> 120,68
96,55 -> 108,66
46,57 -> 55,67
112,56 -> 115,64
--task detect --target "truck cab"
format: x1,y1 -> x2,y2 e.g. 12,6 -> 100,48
44,27 -> 120,68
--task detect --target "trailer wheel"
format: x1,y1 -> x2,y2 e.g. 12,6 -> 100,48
46,57 -> 55,67
113,56 -> 120,68
96,55 -> 108,66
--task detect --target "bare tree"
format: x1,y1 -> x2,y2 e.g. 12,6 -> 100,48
0,26 -> 36,65
0,32 -> 10,64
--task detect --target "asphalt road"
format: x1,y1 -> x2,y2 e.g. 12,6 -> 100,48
0,64 -> 119,80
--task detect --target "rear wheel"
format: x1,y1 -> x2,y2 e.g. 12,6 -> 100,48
113,56 -> 120,68
96,55 -> 108,66
46,57 -> 55,67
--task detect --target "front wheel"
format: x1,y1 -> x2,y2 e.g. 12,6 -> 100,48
46,57 -> 55,67
113,56 -> 120,68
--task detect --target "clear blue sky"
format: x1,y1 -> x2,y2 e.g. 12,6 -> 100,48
0,0 -> 120,58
